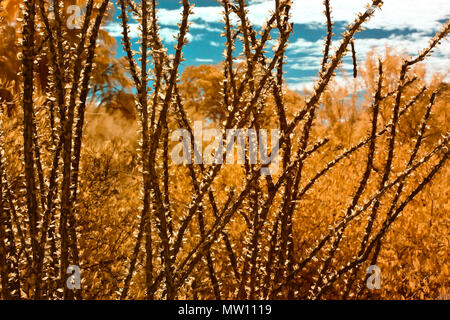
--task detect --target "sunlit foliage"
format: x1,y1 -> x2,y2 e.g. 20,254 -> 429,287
0,0 -> 448,300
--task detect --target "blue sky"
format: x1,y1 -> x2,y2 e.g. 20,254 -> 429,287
105,0 -> 450,91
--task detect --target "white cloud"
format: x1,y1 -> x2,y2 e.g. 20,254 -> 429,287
351,33 -> 450,80
210,41 -> 221,47
286,76 -> 305,82
195,58 -> 214,63
157,7 -> 223,26
159,28 -> 204,43
288,38 -> 323,55
286,33 -> 450,81
288,76 -> 357,93
286,76 -> 317,92
245,0 -> 450,32
117,1 -> 450,43
157,8 -> 186,26
290,56 -> 322,71
103,23 -> 204,43
189,23 -> 222,33
159,27 -> 179,43
104,23 -> 139,38
154,1 -> 449,34
248,0 -> 268,4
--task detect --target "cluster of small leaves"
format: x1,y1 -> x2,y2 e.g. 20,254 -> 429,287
0,0 -> 448,300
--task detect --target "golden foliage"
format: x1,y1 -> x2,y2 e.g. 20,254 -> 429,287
0,0 -> 448,300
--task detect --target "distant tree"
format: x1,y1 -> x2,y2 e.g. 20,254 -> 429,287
0,0 -> 448,301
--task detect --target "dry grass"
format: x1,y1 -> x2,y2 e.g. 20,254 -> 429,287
0,0 -> 448,300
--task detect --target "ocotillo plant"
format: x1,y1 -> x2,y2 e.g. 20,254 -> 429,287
0,0 -> 448,299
